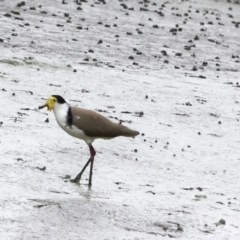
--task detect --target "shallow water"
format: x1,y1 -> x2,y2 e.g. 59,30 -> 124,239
0,0 -> 240,239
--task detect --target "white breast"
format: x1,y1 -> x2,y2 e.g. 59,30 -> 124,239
53,102 -> 95,144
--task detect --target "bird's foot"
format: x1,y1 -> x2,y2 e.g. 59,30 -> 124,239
70,177 -> 92,189
70,176 -> 81,184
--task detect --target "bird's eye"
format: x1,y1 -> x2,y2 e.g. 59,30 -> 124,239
53,99 -> 56,102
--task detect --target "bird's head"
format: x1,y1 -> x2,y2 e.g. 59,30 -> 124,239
39,95 -> 66,111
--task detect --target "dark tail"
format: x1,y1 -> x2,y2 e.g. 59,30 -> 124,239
119,124 -> 139,137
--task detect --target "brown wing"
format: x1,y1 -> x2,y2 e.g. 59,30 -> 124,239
71,107 -> 139,138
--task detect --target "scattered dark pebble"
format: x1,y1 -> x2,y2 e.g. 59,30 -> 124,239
36,166 -> 46,171
11,11 -> 20,15
17,1 -> 26,7
4,13 -> 11,18
115,182 -> 123,185
192,66 -> 198,71
195,195 -> 207,199
121,111 -> 132,114
161,50 -> 168,56
147,191 -> 156,195
49,83 -> 61,87
135,111 -> 144,117
175,53 -> 182,57
184,45 -> 191,50
182,187 -> 194,191
215,219 -> 226,226
170,28 -> 177,32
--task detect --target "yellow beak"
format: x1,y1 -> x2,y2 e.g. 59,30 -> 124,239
38,102 -> 49,110
39,97 -> 56,111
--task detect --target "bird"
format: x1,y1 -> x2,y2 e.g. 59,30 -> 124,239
39,95 -> 139,187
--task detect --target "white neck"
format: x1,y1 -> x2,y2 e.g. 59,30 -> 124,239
53,102 -> 69,127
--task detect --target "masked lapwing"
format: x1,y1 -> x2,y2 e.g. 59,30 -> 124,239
39,95 -> 139,187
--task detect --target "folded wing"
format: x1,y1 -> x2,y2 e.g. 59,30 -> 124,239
71,107 -> 139,138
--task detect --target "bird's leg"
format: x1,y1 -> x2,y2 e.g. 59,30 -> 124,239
88,144 -> 96,188
71,158 -> 91,183
70,144 -> 96,186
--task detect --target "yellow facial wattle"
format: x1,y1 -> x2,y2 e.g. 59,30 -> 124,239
39,96 -> 57,111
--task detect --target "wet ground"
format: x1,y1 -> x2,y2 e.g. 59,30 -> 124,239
0,0 -> 240,239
